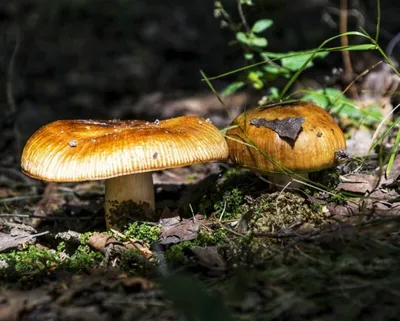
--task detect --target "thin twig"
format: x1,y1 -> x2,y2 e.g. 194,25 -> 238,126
339,0 -> 358,99
0,213 -> 95,220
237,0 -> 250,32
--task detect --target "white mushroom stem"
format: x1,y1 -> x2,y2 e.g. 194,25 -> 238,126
268,172 -> 309,190
104,172 -> 155,230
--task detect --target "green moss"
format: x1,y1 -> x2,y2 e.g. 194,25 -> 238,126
164,228 -> 232,266
309,168 -> 341,189
118,248 -> 153,274
328,192 -> 347,205
198,169 -> 254,217
196,227 -> 230,246
0,241 -> 103,285
80,231 -> 95,244
67,244 -> 103,270
214,188 -> 244,220
239,192 -> 331,235
0,245 -> 60,280
164,241 -> 192,265
122,222 -> 161,244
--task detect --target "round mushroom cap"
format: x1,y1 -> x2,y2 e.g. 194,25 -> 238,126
21,116 -> 229,182
226,101 -> 346,174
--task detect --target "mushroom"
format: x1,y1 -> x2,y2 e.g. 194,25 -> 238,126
21,116 -> 229,230
225,101 -> 346,188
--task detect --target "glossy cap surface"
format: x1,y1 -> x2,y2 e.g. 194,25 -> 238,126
226,101 -> 346,174
22,116 -> 229,182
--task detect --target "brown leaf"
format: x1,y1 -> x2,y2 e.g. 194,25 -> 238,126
125,239 -> 153,259
0,228 -> 48,252
336,173 -> 378,194
250,117 -> 305,140
159,214 -> 206,245
87,232 -> 120,254
327,202 -> 362,217
88,232 -> 152,259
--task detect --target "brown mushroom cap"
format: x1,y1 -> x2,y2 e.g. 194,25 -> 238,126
21,116 -> 229,182
226,101 -> 346,174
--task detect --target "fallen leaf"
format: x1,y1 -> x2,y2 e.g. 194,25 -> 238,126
0,228 -> 48,252
336,173 -> 378,194
159,214 -> 206,245
250,117 -> 305,140
88,232 -> 152,259
125,238 -> 153,259
87,232 -> 121,254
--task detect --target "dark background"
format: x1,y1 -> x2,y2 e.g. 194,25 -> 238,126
1,0 -> 399,159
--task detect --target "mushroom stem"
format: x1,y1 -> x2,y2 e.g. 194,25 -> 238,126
268,172 -> 309,190
104,172 -> 155,230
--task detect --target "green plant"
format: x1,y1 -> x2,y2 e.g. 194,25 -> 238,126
123,222 -> 161,245
214,0 -> 328,96
211,0 -> 398,128
208,0 -> 400,189
214,188 -> 244,220
196,227 -> 230,246
0,242 -> 103,284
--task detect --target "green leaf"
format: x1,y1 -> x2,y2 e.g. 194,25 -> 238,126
281,52 -> 328,71
262,64 -> 290,75
248,71 -> 264,89
244,53 -> 254,60
236,32 -> 250,45
269,87 -> 280,99
386,129 -> 400,177
250,36 -> 268,47
221,81 -> 245,96
301,88 -> 382,125
251,19 -> 273,33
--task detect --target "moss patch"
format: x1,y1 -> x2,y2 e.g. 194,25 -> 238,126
238,191 -> 331,234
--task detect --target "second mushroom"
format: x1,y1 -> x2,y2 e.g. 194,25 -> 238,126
225,101 -> 346,188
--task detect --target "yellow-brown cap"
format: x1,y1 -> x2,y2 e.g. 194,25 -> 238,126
226,101 -> 346,174
21,116 -> 229,182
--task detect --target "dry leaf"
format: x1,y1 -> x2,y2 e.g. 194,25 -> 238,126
250,117 -> 305,140
159,214 -> 206,245
337,174 -> 378,194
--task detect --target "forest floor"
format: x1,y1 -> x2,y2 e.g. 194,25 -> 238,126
1,101 -> 400,320
1,1 -> 400,320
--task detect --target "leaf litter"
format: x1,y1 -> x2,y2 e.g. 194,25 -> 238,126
1,139 -> 400,320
